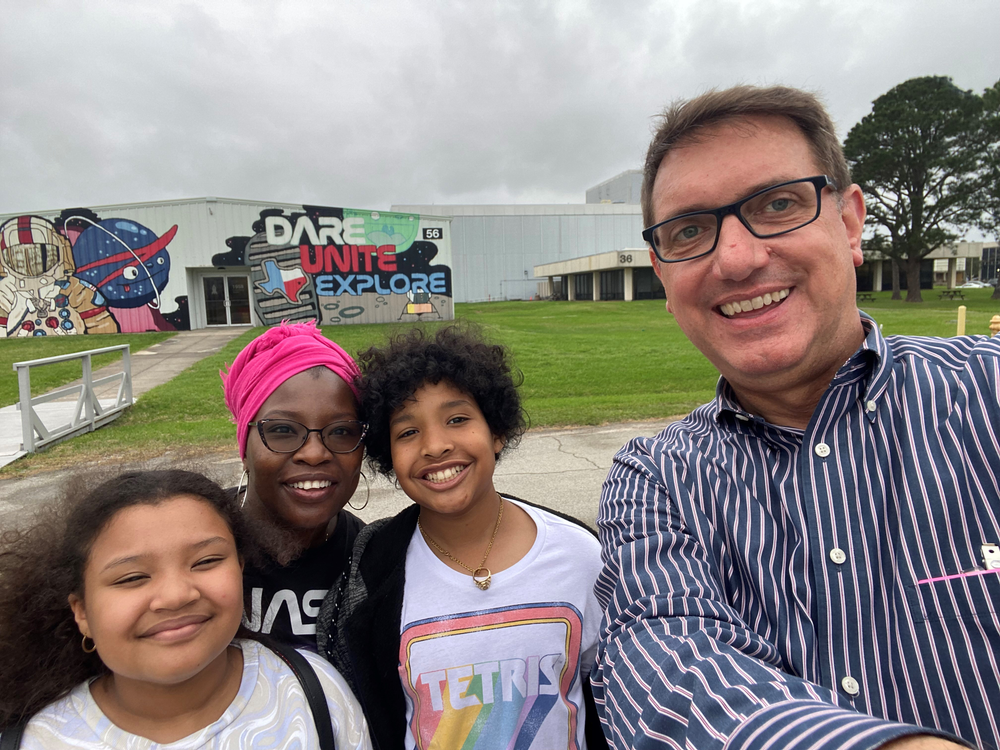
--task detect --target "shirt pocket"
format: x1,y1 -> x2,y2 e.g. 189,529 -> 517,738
905,569 -> 1000,623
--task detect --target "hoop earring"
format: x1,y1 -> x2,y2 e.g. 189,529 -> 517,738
348,472 -> 370,511
82,635 -> 96,654
236,469 -> 249,509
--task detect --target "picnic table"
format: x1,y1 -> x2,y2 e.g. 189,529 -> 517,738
939,290 -> 966,301
856,292 -> 877,303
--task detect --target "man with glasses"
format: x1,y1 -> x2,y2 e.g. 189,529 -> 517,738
593,86 -> 999,750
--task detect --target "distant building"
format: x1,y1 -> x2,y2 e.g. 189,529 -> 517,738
533,248 -> 663,302
1,169 -> 661,338
395,170 -> 647,303
529,172 -> 662,302
585,170 -> 643,205
975,242 -> 999,283
858,241 -> 999,291
0,199 -> 453,336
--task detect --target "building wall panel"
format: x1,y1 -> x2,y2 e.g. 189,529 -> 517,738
0,200 -> 453,335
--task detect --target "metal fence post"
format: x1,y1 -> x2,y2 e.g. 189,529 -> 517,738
82,352 -> 95,427
12,344 -> 135,456
122,346 -> 133,404
16,364 -> 34,453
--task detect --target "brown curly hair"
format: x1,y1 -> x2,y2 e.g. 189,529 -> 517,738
359,322 -> 527,477
0,470 -> 255,727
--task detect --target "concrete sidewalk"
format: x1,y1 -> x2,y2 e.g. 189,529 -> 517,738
360,418 -> 675,527
0,327 -> 251,468
0,417 -> 675,532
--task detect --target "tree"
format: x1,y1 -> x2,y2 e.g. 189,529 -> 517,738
844,76 -> 990,302
978,81 -> 1000,300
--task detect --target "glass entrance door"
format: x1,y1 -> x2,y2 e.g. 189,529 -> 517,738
203,274 -> 251,326
227,276 -> 251,324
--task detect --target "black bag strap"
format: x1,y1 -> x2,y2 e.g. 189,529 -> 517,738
0,721 -> 27,750
264,639 -> 337,750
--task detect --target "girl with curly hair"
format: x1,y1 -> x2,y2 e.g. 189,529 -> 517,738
0,470 -> 371,749
317,323 -> 608,750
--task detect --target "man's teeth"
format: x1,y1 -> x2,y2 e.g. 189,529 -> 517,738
289,479 -> 332,490
720,288 -> 789,317
425,466 -> 466,483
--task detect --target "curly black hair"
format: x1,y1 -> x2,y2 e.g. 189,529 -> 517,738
359,322 -> 527,476
0,470 -> 255,727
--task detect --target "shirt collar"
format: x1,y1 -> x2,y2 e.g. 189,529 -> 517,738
713,312 -> 891,425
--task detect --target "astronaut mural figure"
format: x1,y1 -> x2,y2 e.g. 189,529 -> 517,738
0,216 -> 117,337
70,218 -> 177,332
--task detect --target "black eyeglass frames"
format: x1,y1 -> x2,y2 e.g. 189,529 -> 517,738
249,419 -> 367,454
642,175 -> 836,263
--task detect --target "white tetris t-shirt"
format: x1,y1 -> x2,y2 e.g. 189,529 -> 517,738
399,498 -> 603,750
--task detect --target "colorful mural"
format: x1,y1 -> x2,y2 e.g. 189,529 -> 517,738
0,211 -> 183,336
0,199 -> 451,334
214,206 -> 452,326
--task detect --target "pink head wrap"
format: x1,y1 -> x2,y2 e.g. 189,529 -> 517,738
220,321 -> 361,460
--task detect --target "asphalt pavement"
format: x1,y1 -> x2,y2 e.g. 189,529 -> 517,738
0,417 -> 675,532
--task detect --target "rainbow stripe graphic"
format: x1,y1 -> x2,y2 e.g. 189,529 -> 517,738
399,603 -> 584,750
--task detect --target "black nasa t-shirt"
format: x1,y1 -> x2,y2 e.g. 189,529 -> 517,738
241,508 -> 365,651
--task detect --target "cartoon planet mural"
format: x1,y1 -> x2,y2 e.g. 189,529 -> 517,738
72,219 -> 176,308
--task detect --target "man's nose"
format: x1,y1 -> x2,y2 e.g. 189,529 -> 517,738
711,214 -> 770,281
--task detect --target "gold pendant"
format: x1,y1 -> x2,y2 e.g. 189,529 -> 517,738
473,567 -> 492,590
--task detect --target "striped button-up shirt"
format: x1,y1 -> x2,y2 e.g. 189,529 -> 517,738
594,320 -> 1000,750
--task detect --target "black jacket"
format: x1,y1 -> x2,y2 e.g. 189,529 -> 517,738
316,499 -> 610,750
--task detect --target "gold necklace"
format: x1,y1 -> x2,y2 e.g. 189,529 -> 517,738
418,496 -> 504,590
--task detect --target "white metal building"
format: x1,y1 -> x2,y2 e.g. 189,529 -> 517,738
394,170 -> 646,303
0,171 -> 654,339
0,198 -> 453,336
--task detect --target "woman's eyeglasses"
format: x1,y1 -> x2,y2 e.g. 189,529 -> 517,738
249,419 -> 367,454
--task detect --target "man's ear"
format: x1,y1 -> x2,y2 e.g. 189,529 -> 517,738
68,593 -> 89,636
840,184 -> 867,268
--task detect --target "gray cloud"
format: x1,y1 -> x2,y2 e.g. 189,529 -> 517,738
1,0 -> 997,213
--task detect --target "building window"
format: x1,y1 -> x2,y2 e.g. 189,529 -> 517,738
983,246 -> 999,284
551,276 -> 566,300
600,270 -> 624,300
574,274 -> 593,301
633,267 -> 665,300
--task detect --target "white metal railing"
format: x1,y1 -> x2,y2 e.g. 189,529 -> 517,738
13,345 -> 133,453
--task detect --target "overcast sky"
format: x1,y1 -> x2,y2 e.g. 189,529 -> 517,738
1,0 -> 997,214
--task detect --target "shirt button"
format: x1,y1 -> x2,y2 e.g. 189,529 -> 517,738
814,442 -> 831,458
829,548 -> 847,564
841,676 -> 860,696
866,400 -> 877,412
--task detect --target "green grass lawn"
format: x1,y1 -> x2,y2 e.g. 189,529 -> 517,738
0,332 -> 177,407
854,287 -> 1000,337
2,287 -> 998,476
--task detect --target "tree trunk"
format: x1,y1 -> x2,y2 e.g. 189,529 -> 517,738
992,282 -> 1000,301
905,255 -> 923,302
891,258 -> 902,300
